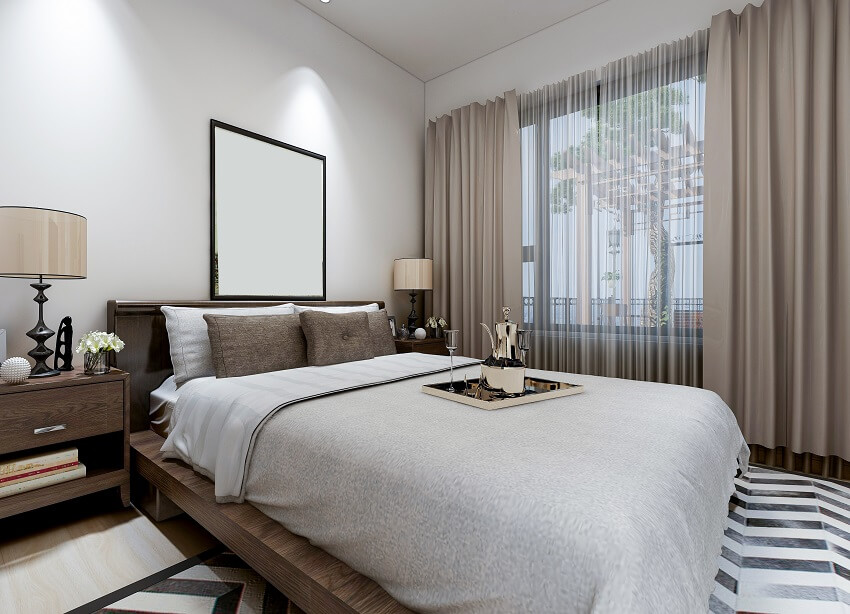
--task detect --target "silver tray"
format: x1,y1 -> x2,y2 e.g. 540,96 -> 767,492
421,376 -> 584,410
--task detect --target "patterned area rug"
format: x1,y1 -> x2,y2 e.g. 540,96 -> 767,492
97,551 -> 299,614
711,466 -> 850,613
89,466 -> 850,614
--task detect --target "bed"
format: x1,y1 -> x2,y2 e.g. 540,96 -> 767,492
110,299 -> 748,614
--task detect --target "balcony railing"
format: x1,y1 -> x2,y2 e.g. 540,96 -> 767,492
522,297 -> 704,331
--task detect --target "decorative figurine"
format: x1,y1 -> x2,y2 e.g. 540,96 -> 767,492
1,357 -> 31,384
54,316 -> 74,371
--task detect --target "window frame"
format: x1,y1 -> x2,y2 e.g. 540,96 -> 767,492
520,55 -> 707,339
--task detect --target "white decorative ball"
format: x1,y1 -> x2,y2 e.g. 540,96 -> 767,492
414,327 -> 427,340
1,357 -> 31,384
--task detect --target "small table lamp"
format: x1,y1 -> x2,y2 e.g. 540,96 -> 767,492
393,258 -> 433,333
0,207 -> 87,377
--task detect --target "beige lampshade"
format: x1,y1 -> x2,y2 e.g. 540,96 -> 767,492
393,258 -> 433,291
0,207 -> 87,279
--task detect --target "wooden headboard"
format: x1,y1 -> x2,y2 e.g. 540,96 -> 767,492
107,300 -> 385,432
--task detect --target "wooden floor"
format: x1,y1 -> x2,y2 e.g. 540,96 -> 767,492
0,490 -> 218,614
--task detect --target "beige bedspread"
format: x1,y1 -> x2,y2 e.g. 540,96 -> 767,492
236,360 -> 748,613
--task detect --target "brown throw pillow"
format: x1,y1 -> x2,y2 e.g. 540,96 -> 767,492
203,313 -> 307,378
299,311 -> 376,367
368,309 -> 397,357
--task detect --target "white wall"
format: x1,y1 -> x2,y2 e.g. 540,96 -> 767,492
0,0 -> 424,363
425,0 -> 762,119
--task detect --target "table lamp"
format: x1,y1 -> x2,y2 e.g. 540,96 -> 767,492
393,258 -> 432,333
0,207 -> 87,377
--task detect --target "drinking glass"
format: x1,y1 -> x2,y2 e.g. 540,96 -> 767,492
444,329 -> 460,392
517,329 -> 531,365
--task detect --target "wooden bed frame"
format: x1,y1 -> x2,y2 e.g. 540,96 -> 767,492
107,300 -> 411,614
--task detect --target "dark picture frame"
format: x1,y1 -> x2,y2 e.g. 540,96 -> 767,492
210,119 -> 327,300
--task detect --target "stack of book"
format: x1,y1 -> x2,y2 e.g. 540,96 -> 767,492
0,448 -> 86,499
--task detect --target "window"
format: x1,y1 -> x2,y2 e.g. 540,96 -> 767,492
520,56 -> 706,338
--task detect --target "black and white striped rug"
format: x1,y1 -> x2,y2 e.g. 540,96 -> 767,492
711,466 -> 850,613
94,551 -> 296,614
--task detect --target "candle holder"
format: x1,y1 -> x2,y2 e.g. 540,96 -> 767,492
444,329 -> 460,392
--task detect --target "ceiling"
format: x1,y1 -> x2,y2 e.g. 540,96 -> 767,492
294,0 -> 609,81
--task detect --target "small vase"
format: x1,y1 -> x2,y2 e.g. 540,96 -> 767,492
84,351 -> 111,375
435,326 -> 444,339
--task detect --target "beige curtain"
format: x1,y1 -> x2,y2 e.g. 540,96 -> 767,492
424,92 -> 522,358
704,0 -> 850,460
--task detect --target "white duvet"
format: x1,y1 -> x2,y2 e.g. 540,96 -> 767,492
162,353 -> 748,613
161,352 -> 481,500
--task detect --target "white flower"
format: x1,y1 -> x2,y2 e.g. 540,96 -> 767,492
426,315 -> 448,329
76,331 -> 126,354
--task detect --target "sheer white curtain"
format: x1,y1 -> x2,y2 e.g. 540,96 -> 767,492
519,30 -> 707,385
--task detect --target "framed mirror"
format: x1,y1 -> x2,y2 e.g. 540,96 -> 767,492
211,120 -> 326,300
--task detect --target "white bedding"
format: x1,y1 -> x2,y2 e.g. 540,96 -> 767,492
162,352 -> 481,501
149,375 -> 178,437
149,374 -> 213,437
162,353 -> 748,613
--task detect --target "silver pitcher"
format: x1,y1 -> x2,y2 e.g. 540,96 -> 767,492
480,307 -> 527,396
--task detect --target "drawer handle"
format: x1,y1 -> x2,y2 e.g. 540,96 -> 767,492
34,424 -> 67,435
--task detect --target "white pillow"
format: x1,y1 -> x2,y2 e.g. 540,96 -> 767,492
292,303 -> 380,314
162,304 -> 295,387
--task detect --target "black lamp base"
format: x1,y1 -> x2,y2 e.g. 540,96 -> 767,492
29,369 -> 61,379
27,278 -> 59,378
406,291 -> 419,333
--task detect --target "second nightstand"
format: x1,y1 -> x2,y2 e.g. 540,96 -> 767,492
394,337 -> 450,356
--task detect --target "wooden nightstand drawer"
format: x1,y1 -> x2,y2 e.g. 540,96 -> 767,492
0,381 -> 123,455
394,337 -> 450,356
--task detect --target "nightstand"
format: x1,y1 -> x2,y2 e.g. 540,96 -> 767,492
0,369 -> 130,520
394,337 -> 449,356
